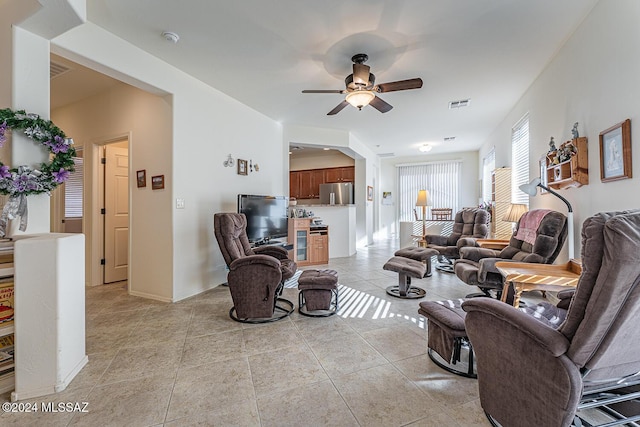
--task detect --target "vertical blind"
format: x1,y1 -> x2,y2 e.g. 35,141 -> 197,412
511,114 -> 530,206
397,161 -> 461,221
64,155 -> 83,218
482,148 -> 495,203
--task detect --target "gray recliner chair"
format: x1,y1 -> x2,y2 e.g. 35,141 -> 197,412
454,209 -> 567,301
214,212 -> 296,323
424,207 -> 490,273
463,209 -> 640,427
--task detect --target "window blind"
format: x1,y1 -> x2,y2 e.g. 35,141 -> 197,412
397,161 -> 461,221
64,155 -> 83,218
482,148 -> 495,203
511,114 -> 530,206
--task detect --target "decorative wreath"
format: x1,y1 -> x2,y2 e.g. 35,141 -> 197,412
0,108 -> 75,197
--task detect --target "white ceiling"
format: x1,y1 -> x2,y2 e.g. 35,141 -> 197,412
58,0 -> 599,157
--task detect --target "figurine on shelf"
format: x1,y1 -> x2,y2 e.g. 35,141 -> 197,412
548,136 -> 557,153
558,141 -> 577,163
571,122 -> 579,139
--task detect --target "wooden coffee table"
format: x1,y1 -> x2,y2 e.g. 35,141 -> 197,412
495,260 -> 582,307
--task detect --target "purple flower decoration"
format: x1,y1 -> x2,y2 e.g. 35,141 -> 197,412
0,165 -> 10,179
52,168 -> 70,183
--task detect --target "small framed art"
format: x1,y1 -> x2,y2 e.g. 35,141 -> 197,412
151,175 -> 165,190
367,186 -> 373,201
136,169 -> 146,188
237,159 -> 248,176
599,119 -> 632,182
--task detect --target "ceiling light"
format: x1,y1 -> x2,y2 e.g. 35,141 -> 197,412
323,147 -> 330,151
419,144 -> 432,152
345,90 -> 375,110
161,31 -> 180,43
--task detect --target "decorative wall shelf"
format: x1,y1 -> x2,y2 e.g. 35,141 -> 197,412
546,137 -> 588,190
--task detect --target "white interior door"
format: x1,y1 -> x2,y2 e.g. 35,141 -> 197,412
104,145 -> 129,283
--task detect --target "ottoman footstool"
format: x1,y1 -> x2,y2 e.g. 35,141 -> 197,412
394,246 -> 438,278
383,256 -> 427,299
298,269 -> 339,317
418,299 -> 476,378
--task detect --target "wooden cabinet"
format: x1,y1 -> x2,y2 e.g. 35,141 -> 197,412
0,243 -> 14,394
289,166 -> 355,199
545,137 -> 588,190
491,167 -> 512,240
324,166 -> 354,183
309,231 -> 329,265
288,219 -> 329,265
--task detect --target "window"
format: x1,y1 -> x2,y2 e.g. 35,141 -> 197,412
482,148 -> 495,203
64,152 -> 83,218
511,114 -> 530,206
397,161 -> 461,221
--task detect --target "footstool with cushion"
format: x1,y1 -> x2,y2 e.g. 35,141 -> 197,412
383,256 -> 427,299
297,269 -> 339,317
394,246 -> 438,278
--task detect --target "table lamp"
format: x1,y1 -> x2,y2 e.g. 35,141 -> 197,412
416,189 -> 429,236
519,178 -> 574,259
502,203 -> 528,232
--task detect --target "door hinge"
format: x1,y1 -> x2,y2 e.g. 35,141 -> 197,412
100,259 -> 106,265
101,208 -> 106,214
101,158 -> 106,164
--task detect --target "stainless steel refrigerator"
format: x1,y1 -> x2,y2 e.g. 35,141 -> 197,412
319,183 -> 354,205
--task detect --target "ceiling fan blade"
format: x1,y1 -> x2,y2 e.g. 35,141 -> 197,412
353,63 -> 371,86
369,96 -> 393,113
302,89 -> 345,94
376,78 -> 423,93
327,100 -> 349,115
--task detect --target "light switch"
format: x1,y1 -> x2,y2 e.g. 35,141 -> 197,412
176,198 -> 185,209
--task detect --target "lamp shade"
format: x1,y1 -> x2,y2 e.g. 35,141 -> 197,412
502,203 -> 528,223
415,189 -> 429,206
519,178 -> 541,196
345,90 -> 375,110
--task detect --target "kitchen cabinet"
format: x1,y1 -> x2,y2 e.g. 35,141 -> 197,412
324,166 -> 355,183
290,166 -> 355,199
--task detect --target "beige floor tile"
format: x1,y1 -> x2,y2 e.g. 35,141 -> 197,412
68,375 -> 174,427
164,399 -> 260,426
394,354 -> 480,408
99,341 -> 183,385
444,398 -> 492,426
242,321 -> 302,355
165,357 -> 255,421
256,380 -> 358,427
361,325 -> 428,362
306,333 -> 387,378
66,350 -> 117,391
332,364 -> 434,427
180,329 -> 245,367
248,344 -> 328,396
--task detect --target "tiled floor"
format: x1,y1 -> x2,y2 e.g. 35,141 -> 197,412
1,239 -> 546,427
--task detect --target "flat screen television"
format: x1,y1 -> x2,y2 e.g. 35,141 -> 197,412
237,194 -> 289,244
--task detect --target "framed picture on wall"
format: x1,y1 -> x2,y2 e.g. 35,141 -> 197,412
538,156 -> 548,194
237,159 -> 248,176
367,186 -> 373,201
600,119 -> 632,182
151,175 -> 165,190
136,169 -> 146,188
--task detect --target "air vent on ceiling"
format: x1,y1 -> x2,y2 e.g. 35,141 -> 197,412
50,61 -> 71,79
448,99 -> 470,109
290,145 -> 304,150
377,152 -> 395,158
444,136 -> 456,142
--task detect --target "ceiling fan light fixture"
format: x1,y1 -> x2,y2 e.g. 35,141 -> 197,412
345,90 -> 375,110
419,144 -> 432,152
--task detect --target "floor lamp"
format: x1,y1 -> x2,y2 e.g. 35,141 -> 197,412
519,178 -> 574,259
416,189 -> 429,237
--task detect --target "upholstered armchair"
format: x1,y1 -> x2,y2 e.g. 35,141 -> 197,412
462,209 -> 640,427
214,212 -> 295,323
454,209 -> 567,301
424,207 -> 490,272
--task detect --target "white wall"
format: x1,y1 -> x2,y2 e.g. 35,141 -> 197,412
51,22 -> 286,301
477,0 -> 640,261
379,151 -> 480,240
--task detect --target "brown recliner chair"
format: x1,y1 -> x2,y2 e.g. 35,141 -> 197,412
214,212 -> 295,323
454,209 -> 567,301
462,209 -> 640,427
424,207 -> 490,273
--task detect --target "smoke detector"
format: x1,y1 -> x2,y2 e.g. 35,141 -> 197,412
161,31 -> 180,43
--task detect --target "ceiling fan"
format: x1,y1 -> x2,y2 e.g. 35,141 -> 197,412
302,53 -> 423,115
